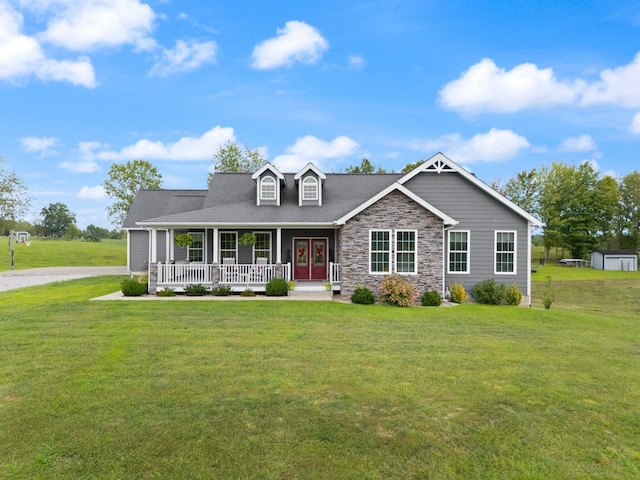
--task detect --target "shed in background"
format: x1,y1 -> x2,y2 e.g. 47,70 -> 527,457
590,250 -> 638,271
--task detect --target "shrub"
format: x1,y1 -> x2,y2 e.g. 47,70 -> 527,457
185,284 -> 209,296
351,286 -> 376,305
138,272 -> 148,285
379,274 -> 418,307
421,290 -> 442,307
543,275 -> 556,310
504,282 -> 523,306
241,288 -> 256,297
211,285 -> 232,296
121,278 -> 147,296
473,279 -> 505,305
265,278 -> 289,296
449,281 -> 466,304
157,287 -> 175,297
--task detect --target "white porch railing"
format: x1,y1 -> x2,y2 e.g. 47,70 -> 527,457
219,264 -> 277,285
157,263 -> 214,286
329,262 -> 341,284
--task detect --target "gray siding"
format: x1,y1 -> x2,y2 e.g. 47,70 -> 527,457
129,230 -> 149,272
404,172 -> 531,297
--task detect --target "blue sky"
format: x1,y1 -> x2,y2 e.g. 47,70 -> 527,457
2,0 -> 640,228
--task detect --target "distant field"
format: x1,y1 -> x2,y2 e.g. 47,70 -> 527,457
0,238 -> 127,271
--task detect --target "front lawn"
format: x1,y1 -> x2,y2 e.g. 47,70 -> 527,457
0,276 -> 639,479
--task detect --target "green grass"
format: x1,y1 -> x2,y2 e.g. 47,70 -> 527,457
1,276 -> 639,479
0,238 -> 126,271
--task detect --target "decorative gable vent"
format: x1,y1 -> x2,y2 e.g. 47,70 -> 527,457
425,159 -> 454,173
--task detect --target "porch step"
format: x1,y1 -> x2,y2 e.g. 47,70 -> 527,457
287,290 -> 334,301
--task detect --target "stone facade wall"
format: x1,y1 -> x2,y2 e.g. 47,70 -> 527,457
339,190 -> 444,302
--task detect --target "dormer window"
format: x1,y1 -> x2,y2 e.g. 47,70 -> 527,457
302,177 -> 318,200
261,176 -> 276,200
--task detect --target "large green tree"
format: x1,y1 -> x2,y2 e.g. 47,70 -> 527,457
103,159 -> 162,226
502,168 -> 542,218
616,170 -> 640,250
40,202 -> 76,238
0,157 -> 31,230
209,142 -> 266,184
539,162 -> 618,259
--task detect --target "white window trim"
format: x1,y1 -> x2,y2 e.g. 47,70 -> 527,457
447,230 -> 470,274
260,176 -> 277,201
188,232 -> 204,263
252,231 -> 272,263
219,231 -> 238,261
395,229 -> 417,275
302,176 -> 318,201
369,229 -> 391,275
494,230 -> 517,275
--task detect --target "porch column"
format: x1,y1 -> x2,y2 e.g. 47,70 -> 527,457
150,228 -> 158,263
165,230 -> 170,262
149,262 -> 158,295
213,227 -> 219,263
169,228 -> 175,261
276,228 -> 282,263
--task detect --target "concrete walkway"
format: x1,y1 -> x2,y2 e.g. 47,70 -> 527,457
0,266 -> 128,293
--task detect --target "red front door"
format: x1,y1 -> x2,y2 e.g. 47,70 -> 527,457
294,238 -> 327,280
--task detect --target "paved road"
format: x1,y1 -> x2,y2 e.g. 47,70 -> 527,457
0,266 -> 128,293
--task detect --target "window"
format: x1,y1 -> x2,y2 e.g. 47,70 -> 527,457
260,176 -> 276,200
448,231 -> 469,273
253,232 -> 271,262
395,230 -> 417,274
370,230 -> 391,273
220,232 -> 237,261
188,232 -> 204,262
495,231 -> 516,273
302,176 -> 318,200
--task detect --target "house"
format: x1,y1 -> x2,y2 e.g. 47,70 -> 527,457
590,249 -> 638,271
122,152 -> 542,304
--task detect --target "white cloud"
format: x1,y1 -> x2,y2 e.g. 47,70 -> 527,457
409,128 -> 530,163
251,21 -> 328,70
439,58 -> 579,114
60,160 -> 101,173
39,0 -> 156,52
348,54 -> 365,70
439,53 -> 640,114
559,134 -> 597,152
94,126 -> 236,161
77,185 -> 106,199
630,112 -> 640,134
0,2 -> 97,87
273,135 -> 359,171
580,52 -> 640,108
149,39 -> 217,77
20,136 -> 58,153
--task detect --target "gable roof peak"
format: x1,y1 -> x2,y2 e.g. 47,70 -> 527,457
293,162 -> 326,181
251,162 -> 285,182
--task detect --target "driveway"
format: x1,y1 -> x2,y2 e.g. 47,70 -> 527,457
0,266 -> 128,293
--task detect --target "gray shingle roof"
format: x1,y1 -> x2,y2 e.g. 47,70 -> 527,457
122,189 -> 207,228
127,173 -> 403,227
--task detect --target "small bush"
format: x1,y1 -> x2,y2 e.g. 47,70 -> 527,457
211,285 -> 232,296
543,275 -> 556,310
138,272 -> 148,285
156,287 -> 175,297
504,282 -> 523,306
421,290 -> 442,306
449,281 -> 466,304
351,286 -> 375,305
473,279 -> 505,305
379,274 -> 418,307
121,278 -> 147,296
240,288 -> 256,297
185,284 -> 209,296
265,278 -> 289,296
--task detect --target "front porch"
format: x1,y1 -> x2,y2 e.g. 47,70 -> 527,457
153,261 -> 341,293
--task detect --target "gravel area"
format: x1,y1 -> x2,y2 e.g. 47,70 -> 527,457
0,266 -> 128,293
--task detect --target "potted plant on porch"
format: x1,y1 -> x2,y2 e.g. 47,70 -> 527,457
174,233 -> 194,263
238,232 -> 257,247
